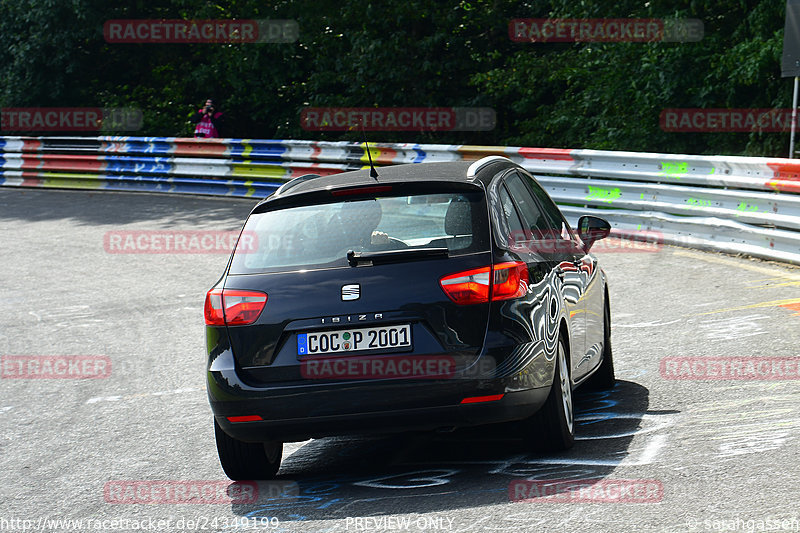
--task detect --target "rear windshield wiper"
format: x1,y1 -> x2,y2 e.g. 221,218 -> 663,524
347,247 -> 449,266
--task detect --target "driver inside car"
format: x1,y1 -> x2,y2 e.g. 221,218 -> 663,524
334,200 -> 391,249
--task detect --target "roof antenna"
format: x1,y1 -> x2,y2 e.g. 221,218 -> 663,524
361,119 -> 379,180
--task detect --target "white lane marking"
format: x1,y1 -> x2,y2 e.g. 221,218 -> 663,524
634,433 -> 668,465
522,434 -> 668,467
697,314 -> 770,340
575,413 -> 675,440
86,387 -> 202,404
283,439 -> 313,458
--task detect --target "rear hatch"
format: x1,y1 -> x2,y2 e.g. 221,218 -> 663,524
219,181 -> 495,386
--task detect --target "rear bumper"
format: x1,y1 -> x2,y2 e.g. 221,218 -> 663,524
212,385 -> 549,442
208,356 -> 551,442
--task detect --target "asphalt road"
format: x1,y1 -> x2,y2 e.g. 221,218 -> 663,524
1,188 -> 800,533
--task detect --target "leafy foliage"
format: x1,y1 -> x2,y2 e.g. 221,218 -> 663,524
0,0 -> 792,155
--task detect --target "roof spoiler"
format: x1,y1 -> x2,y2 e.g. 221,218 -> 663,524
466,156 -> 513,180
273,174 -> 323,197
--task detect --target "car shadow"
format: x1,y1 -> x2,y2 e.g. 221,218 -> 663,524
230,379 -> 676,522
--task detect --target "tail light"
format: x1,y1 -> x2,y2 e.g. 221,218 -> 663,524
204,288 -> 267,326
491,261 -> 529,300
440,261 -> 528,305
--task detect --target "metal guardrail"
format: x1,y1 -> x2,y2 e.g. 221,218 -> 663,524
2,136 -> 799,265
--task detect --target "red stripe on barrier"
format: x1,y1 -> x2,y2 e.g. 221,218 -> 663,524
518,147 -> 574,161
373,147 -> 397,164
39,155 -> 104,172
767,180 -> 800,193
171,139 -> 229,157
287,166 -> 343,179
766,162 -> 800,192
21,139 -> 42,153
310,143 -> 322,161
20,155 -> 42,170
20,175 -> 43,187
18,154 -> 104,171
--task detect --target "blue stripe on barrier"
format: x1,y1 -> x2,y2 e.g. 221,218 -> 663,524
98,174 -> 278,198
99,137 -> 175,155
411,144 -> 426,163
228,139 -> 289,159
103,156 -> 174,174
120,140 -> 174,155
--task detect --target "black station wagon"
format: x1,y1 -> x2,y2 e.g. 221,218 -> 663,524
205,155 -> 615,480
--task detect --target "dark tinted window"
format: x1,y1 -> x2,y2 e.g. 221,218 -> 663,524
498,184 -> 526,245
504,173 -> 554,239
518,172 -> 574,240
230,191 -> 489,274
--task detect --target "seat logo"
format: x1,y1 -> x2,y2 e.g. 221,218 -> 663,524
341,284 -> 360,301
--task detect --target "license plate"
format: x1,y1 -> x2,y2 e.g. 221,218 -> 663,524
297,324 -> 412,356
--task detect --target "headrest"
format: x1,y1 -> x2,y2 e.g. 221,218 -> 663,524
444,198 -> 471,236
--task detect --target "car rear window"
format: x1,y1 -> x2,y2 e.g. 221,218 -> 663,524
229,190 -> 489,274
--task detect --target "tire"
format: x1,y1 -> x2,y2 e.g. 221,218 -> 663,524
214,419 -> 282,481
585,297 -> 615,390
522,336 -> 575,452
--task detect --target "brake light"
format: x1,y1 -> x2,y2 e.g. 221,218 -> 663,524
227,415 -> 263,422
439,261 -> 528,305
204,289 -> 224,325
439,266 -> 492,304
491,261 -> 529,301
331,185 -> 393,197
204,288 -> 267,326
460,394 -> 505,404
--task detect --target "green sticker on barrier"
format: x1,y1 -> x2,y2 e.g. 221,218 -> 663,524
735,202 -> 758,215
685,197 -> 712,208
660,161 -> 688,179
585,185 -> 621,204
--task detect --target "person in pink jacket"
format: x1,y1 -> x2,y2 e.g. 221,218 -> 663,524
191,98 -> 224,138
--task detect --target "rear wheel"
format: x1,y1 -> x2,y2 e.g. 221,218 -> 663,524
585,297 -> 615,390
214,419 -> 282,480
522,337 -> 575,451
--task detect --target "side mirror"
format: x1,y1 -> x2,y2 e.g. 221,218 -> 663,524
577,215 -> 611,252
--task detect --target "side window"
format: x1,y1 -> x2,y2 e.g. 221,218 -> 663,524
504,173 -> 553,240
498,184 -> 526,245
517,171 -> 574,241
